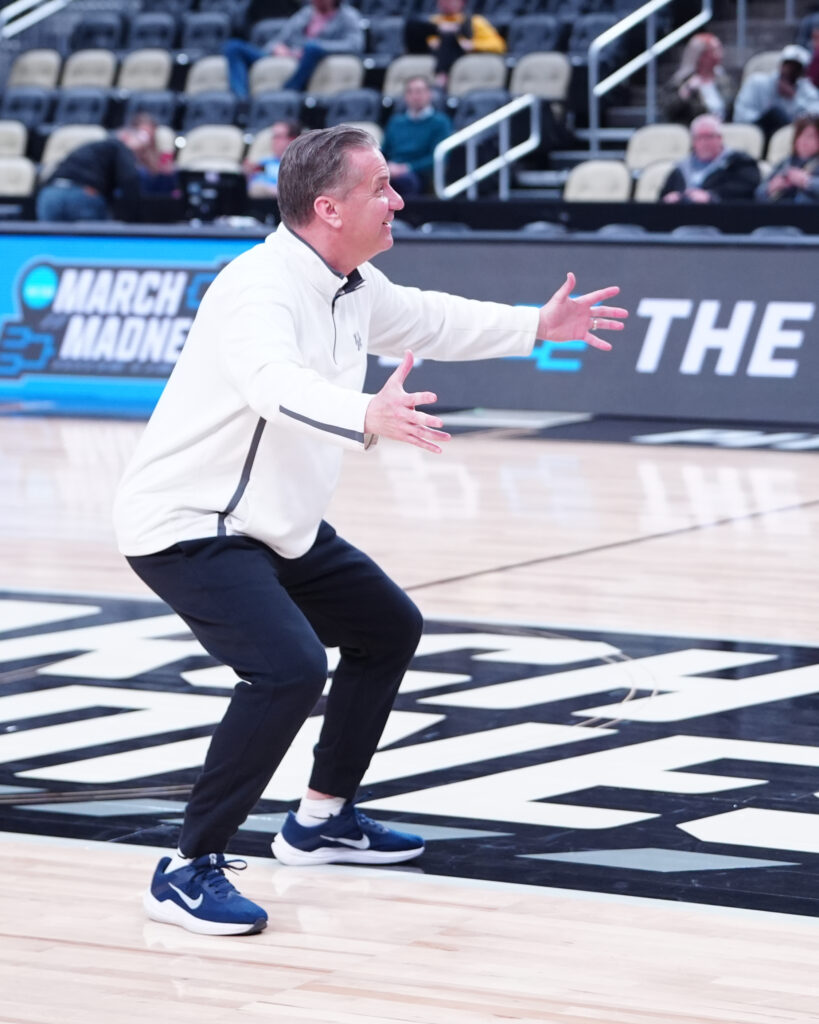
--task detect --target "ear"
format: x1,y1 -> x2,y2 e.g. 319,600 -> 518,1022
313,194 -> 342,229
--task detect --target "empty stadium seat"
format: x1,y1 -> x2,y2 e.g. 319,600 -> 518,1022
0,155 -> 36,196
6,49 -> 61,89
0,87 -> 54,132
181,90 -> 238,132
625,123 -> 689,172
246,91 -> 303,133
52,87 -> 111,127
176,123 -> 244,171
364,16 -> 405,70
452,89 -> 511,131
323,88 -> 383,127
505,15 -> 563,57
60,50 -> 118,90
447,54 -> 507,98
127,12 -> 178,52
179,11 -> 232,58
306,55 -> 365,97
116,49 -> 174,92
0,120 -> 27,157
68,11 -> 125,52
632,159 -> 674,202
508,52 -> 571,103
183,56 -> 230,95
562,159 -> 631,201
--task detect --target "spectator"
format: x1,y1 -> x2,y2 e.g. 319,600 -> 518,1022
129,112 -> 180,196
381,77 -> 452,196
661,114 -> 760,203
662,32 -> 734,125
245,118 -> 301,198
733,44 -> 819,137
222,0 -> 364,99
405,0 -> 506,89
36,125 -> 155,222
756,112 -> 819,202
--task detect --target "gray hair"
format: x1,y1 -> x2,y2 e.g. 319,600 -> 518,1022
277,125 -> 377,228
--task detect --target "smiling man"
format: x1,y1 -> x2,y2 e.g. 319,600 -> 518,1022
113,125 -> 627,937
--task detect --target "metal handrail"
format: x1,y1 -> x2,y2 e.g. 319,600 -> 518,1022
432,93 -> 540,200
587,0 -> 712,155
0,0 -> 73,38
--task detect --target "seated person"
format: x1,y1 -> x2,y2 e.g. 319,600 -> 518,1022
405,0 -> 506,89
223,0 -> 364,99
661,114 -> 760,203
733,44 -> 819,137
245,118 -> 301,198
36,125 -> 157,222
756,112 -> 819,202
662,32 -> 734,125
128,112 -> 179,196
382,76 -> 452,196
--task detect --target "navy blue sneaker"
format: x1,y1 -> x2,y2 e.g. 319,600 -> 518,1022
271,803 -> 425,866
143,853 -> 268,935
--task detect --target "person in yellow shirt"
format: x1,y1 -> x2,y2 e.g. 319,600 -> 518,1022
405,0 -> 506,88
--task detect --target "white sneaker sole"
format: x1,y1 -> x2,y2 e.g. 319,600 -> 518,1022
143,890 -> 267,936
271,833 -> 424,866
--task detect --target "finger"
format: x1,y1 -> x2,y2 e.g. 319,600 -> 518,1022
577,285 -> 621,306
408,391 -> 438,408
585,335 -> 612,352
588,317 -> 626,332
588,305 -> 629,320
408,427 -> 450,453
554,271 -> 575,300
391,349 -> 414,386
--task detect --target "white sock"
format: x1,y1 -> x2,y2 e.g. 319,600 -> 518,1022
165,849 -> 192,872
295,795 -> 345,827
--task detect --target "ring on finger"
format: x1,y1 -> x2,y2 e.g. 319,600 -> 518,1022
592,317 -> 598,330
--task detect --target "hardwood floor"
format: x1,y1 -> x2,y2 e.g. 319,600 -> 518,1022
1,414 -> 818,1024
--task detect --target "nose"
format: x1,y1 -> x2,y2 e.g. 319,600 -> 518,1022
388,183 -> 405,210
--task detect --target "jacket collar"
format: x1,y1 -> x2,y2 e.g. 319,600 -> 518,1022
267,222 -> 361,300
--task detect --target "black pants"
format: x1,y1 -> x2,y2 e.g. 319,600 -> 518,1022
127,522 -> 423,856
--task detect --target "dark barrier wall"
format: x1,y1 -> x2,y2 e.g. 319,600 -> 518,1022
0,225 -> 815,426
369,235 -> 819,426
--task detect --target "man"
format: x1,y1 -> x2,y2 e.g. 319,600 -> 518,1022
733,44 -> 819,137
36,124 -> 153,222
222,0 -> 364,98
382,76 -> 452,196
113,125 -> 627,937
661,113 -> 760,203
244,118 -> 301,198
405,0 -> 506,88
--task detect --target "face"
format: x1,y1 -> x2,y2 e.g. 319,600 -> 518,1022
331,146 -> 404,267
438,0 -> 465,14
781,59 -> 803,84
404,78 -> 431,114
795,123 -> 819,160
699,38 -> 722,70
691,119 -> 723,162
271,123 -> 295,158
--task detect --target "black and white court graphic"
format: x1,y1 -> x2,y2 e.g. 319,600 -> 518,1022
2,590 -> 819,917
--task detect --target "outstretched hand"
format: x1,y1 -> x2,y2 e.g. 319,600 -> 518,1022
364,350 -> 451,454
537,272 -> 628,351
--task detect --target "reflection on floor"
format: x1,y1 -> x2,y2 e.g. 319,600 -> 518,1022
2,589 -> 819,917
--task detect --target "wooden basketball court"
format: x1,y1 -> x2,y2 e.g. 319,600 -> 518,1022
2,411 -> 818,1023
